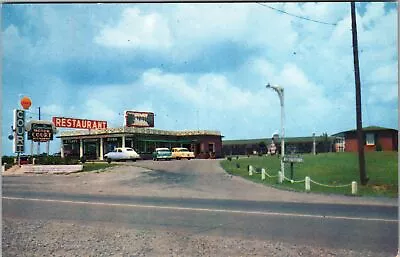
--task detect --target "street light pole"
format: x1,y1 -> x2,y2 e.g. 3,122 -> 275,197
266,83 -> 285,178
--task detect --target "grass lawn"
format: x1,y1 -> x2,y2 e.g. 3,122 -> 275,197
81,163 -> 117,172
220,152 -> 398,197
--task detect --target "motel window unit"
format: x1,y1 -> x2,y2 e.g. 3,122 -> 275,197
366,133 -> 375,146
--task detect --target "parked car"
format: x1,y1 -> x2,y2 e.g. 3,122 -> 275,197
171,147 -> 195,160
19,155 -> 30,165
104,147 -> 141,163
152,148 -> 173,161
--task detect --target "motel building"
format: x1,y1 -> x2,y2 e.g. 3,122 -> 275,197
54,114 -> 223,160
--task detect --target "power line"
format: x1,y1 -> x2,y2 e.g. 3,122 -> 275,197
256,2 -> 337,26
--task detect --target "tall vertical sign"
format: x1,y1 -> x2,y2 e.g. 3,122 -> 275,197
13,109 -> 25,153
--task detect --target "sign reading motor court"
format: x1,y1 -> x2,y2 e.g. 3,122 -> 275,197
13,109 -> 25,153
52,117 -> 107,129
125,111 -> 154,128
28,123 -> 53,142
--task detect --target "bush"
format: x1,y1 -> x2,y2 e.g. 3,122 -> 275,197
376,141 -> 383,152
80,156 -> 87,164
2,156 -> 15,165
34,156 -> 80,165
227,156 -> 232,161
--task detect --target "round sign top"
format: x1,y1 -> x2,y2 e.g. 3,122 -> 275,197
20,96 -> 32,110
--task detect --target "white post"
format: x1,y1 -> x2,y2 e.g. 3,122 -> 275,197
352,181 -> 357,195
46,141 -> 50,155
312,133 -> 316,155
99,138 -> 104,161
305,176 -> 311,192
60,139 -> 64,158
2,165 -> 5,173
249,165 -> 253,176
278,171 -> 283,183
122,135 -> 126,148
79,139 -> 83,158
261,168 -> 266,180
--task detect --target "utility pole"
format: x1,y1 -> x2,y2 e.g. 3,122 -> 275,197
351,2 -> 368,185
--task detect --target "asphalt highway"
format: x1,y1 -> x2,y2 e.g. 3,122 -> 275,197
3,190 -> 398,255
2,160 -> 399,256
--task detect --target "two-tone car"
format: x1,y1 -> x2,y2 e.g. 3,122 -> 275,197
104,147 -> 141,163
152,148 -> 173,161
171,147 -> 195,160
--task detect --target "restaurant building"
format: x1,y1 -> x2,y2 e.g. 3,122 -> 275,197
58,127 -> 223,160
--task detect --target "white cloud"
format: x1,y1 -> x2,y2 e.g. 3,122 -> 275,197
141,68 -> 272,112
94,8 -> 172,50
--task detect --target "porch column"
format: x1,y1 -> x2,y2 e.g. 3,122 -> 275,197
99,138 -> 104,160
122,135 -> 126,148
60,139 -> 64,158
79,139 -> 83,158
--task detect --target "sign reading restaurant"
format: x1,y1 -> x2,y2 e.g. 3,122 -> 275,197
52,117 -> 107,129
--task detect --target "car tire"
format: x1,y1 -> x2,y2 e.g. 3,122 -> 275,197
107,158 -> 112,164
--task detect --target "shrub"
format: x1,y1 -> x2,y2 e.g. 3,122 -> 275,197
376,141 -> 383,152
2,156 -> 15,165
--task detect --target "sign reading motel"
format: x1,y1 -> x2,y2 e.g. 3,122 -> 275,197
52,117 -> 107,129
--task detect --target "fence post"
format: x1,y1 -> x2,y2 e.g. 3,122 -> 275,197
2,164 -> 5,173
305,176 -> 310,192
278,171 -> 283,183
261,168 -> 266,180
249,165 -> 253,176
351,181 -> 357,195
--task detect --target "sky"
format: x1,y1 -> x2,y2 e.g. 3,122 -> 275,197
1,2 -> 398,156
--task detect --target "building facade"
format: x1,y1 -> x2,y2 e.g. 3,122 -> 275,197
332,126 -> 398,152
222,135 -> 334,156
58,127 -> 223,160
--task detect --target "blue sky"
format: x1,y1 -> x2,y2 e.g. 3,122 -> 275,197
1,2 -> 398,155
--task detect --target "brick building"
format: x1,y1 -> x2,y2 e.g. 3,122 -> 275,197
331,126 -> 398,152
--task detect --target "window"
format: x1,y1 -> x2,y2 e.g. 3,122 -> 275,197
366,133 -> 375,146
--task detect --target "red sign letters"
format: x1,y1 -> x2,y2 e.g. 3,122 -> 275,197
52,117 -> 107,129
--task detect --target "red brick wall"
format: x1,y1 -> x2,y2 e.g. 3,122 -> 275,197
345,137 -> 358,152
344,130 -> 397,152
197,136 -> 222,158
378,132 -> 397,151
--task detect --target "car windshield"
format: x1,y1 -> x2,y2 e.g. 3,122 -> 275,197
158,150 -> 170,153
126,148 -> 133,151
179,148 -> 189,152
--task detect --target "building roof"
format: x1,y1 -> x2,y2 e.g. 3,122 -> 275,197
222,136 -> 333,146
58,127 -> 222,138
331,126 -> 398,136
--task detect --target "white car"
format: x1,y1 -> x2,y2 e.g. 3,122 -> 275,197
104,147 -> 141,163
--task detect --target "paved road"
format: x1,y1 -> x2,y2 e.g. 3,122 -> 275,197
2,160 -> 399,256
